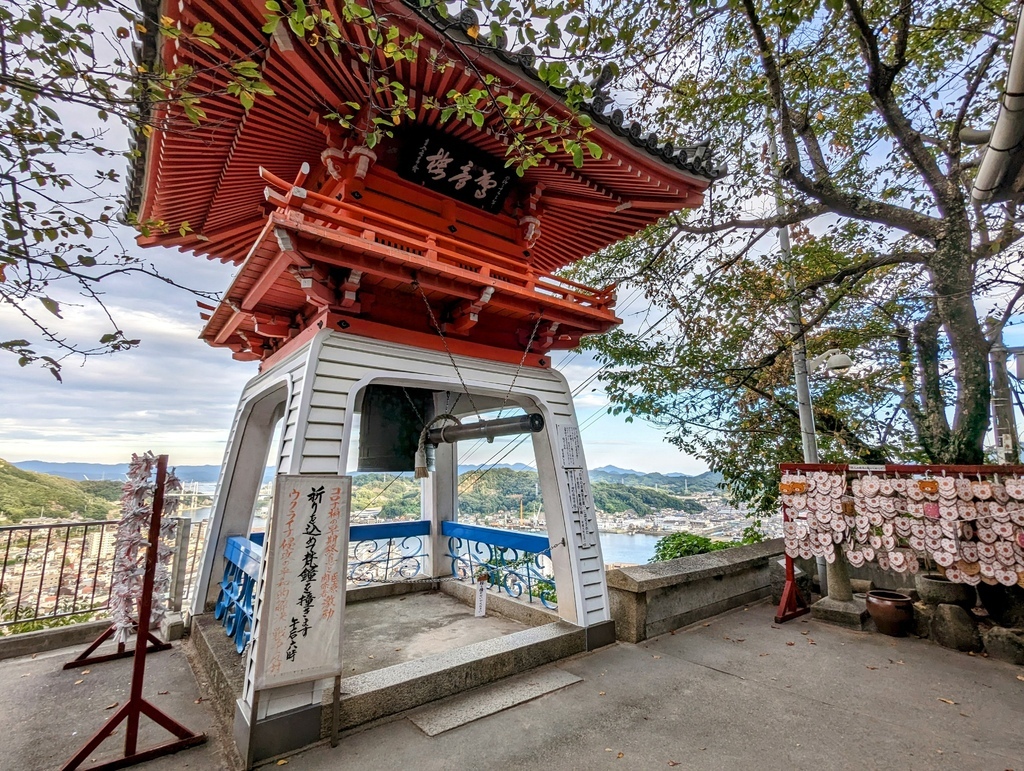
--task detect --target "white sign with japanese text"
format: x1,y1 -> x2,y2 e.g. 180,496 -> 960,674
558,424 -> 598,548
254,475 -> 351,690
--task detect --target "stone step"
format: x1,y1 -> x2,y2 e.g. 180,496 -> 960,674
330,621 -> 586,734
407,666 -> 582,736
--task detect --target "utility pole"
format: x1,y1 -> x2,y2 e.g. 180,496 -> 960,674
988,321 -> 1022,463
766,121 -> 832,599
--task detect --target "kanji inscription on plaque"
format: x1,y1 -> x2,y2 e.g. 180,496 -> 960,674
558,425 -> 598,548
254,475 -> 351,689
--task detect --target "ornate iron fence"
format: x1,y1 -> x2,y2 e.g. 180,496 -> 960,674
214,535 -> 261,654
442,522 -> 557,609
214,521 -> 431,652
348,521 -> 429,584
0,518 -> 209,634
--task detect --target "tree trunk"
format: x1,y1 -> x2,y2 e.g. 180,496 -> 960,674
923,225 -> 990,464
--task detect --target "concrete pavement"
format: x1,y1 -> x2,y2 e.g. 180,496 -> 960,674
283,601 -> 1024,771
0,638 -> 227,771
2,601 -> 1022,770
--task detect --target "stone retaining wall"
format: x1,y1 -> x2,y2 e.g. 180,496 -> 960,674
607,539 -> 785,643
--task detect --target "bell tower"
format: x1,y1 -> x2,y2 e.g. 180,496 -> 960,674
128,0 -> 722,763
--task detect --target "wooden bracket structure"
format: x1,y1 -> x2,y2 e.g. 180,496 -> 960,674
61,456 -> 207,771
62,625 -> 170,670
518,319 -> 560,351
774,503 -> 809,624
446,286 -> 493,334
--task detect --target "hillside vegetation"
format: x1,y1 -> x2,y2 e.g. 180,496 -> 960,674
348,468 -> 708,520
588,469 -> 722,494
0,459 -> 119,523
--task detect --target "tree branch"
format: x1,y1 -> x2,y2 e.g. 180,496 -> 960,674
741,0 -> 941,239
844,0 -> 951,206
795,251 -> 926,295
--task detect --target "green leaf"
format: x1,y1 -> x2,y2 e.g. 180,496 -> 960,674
40,297 -> 63,318
192,21 -> 215,37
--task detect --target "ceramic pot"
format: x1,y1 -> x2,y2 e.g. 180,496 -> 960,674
866,589 -> 915,637
915,573 -> 975,608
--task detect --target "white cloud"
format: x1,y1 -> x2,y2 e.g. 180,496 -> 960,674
0,65 -> 708,476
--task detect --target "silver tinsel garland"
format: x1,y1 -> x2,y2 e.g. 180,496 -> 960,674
109,453 -> 180,644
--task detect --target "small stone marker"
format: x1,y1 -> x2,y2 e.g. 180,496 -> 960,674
475,576 -> 488,617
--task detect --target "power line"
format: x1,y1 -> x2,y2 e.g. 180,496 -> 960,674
458,305 -> 677,490
457,281 -> 653,467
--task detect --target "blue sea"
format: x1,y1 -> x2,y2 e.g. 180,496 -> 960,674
597,532 -> 661,565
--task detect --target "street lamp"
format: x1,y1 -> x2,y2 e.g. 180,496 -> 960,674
792,344 -> 856,600
807,349 -> 854,375
767,113 -> 857,606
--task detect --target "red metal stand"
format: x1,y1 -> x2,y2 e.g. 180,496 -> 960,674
62,625 -> 170,670
61,456 -> 206,771
774,504 -> 809,624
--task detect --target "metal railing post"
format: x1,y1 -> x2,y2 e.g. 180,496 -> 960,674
169,517 -> 191,613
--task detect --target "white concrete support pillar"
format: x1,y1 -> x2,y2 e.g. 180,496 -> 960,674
195,387 -> 287,611
425,439 -> 458,578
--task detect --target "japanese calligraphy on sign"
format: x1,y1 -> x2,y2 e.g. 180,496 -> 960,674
398,128 -> 516,213
557,425 -> 598,548
254,475 -> 351,689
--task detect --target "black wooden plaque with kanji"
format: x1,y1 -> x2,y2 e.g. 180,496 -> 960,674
397,128 -> 517,213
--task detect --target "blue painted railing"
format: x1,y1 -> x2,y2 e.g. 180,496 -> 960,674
348,520 -> 430,585
214,520 -> 557,654
442,522 -> 557,609
214,521 -> 430,652
214,535 -> 260,654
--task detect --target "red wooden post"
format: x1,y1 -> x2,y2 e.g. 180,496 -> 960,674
774,502 -> 809,624
61,456 -> 206,771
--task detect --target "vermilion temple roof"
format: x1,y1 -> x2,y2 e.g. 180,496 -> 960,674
127,0 -> 721,363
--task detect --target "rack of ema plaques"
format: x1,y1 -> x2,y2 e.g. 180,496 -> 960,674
190,328 -> 612,762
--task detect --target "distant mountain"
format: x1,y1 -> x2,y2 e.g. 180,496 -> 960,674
592,465 -> 645,475
457,462 -> 535,475
13,461 -> 275,485
14,461 -> 717,490
14,461 -> 134,481
0,458 -> 118,523
589,469 -> 722,493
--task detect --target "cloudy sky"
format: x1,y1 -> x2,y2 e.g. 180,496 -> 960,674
0,271 -> 708,473
0,195 -> 707,474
